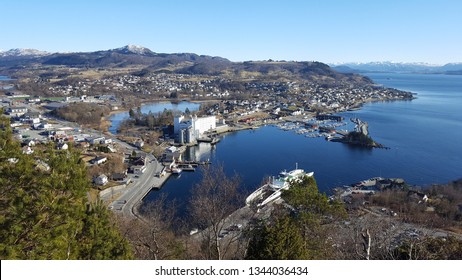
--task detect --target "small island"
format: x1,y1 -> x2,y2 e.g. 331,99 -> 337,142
331,118 -> 386,148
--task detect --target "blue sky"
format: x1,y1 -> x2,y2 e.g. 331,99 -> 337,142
2,0 -> 461,64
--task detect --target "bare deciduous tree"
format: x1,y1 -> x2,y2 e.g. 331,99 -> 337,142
119,195 -> 184,260
188,165 -> 243,260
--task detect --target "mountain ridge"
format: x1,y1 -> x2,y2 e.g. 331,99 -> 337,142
0,48 -> 50,57
0,45 -> 372,84
331,61 -> 462,74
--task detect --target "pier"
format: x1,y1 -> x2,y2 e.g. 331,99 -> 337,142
316,114 -> 344,122
177,160 -> 211,166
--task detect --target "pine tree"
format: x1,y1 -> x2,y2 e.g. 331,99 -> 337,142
0,114 -> 132,259
246,215 -> 308,260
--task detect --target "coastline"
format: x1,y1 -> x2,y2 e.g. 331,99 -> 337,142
105,94 -> 415,220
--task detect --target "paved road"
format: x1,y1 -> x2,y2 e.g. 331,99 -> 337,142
108,153 -> 170,219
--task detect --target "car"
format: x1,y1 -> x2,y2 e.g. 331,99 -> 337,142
218,231 -> 229,239
227,224 -> 243,231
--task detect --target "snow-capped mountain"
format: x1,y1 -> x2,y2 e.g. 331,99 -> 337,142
112,44 -> 154,55
0,48 -> 50,57
330,61 -> 462,74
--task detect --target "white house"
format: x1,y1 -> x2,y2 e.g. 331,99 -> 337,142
57,143 -> 68,150
134,139 -> 144,148
91,156 -> 107,165
94,174 -> 108,186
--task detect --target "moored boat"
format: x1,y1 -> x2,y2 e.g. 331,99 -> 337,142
246,164 -> 314,208
171,167 -> 183,174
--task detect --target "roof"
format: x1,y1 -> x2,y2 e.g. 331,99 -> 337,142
112,173 -> 126,180
166,146 -> 177,153
94,156 -> 107,161
42,102 -> 67,110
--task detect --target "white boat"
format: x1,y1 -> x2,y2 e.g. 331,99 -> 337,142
246,165 -> 314,208
171,167 -> 183,174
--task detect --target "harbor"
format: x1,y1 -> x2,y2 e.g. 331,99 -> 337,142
107,73 -> 462,221
274,115 -> 349,139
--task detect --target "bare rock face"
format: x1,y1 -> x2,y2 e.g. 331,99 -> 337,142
359,122 -> 369,136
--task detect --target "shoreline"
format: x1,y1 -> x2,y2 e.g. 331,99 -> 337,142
106,95 -> 415,220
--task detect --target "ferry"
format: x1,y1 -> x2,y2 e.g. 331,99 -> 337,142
246,164 -> 314,208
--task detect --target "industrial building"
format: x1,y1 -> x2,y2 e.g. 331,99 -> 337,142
174,115 -> 216,144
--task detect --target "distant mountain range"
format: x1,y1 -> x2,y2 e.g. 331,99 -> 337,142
0,45 -> 372,84
2,47 -> 461,76
0,48 -> 50,57
0,45 -> 231,71
330,62 -> 462,75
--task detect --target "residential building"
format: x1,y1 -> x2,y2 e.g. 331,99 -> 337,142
111,172 -> 127,181
129,155 -> 147,174
7,106 -> 28,117
94,174 -> 108,186
91,156 -> 107,165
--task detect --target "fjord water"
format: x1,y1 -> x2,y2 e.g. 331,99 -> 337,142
108,101 -> 201,134
142,73 -> 462,212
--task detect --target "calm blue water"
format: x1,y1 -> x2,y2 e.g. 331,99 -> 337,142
137,73 -> 462,213
0,75 -> 12,80
108,101 -> 201,134
0,75 -> 15,89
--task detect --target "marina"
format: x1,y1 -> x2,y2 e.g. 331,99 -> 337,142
275,117 -> 349,139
